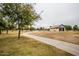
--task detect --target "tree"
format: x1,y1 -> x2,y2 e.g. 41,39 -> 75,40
0,3 -> 40,39
2,16 -> 13,34
0,4 -> 16,34
64,25 -> 72,31
73,25 -> 79,31
40,27 -> 45,30
0,19 -> 6,34
0,12 -> 6,34
0,21 -> 2,34
14,4 -> 40,39
30,27 -> 36,31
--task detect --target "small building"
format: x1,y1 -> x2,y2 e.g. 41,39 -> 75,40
50,24 -> 65,32
59,24 -> 65,31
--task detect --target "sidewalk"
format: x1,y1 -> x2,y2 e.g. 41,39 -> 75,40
21,32 -> 79,56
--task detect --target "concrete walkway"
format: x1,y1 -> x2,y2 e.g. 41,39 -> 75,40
21,32 -> 79,56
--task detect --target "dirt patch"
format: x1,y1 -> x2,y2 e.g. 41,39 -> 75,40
32,31 -> 79,45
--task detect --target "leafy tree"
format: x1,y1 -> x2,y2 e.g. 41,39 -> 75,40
73,25 -> 79,31
0,19 -> 6,34
40,27 -> 45,30
0,3 -> 40,39
0,4 -> 16,34
64,25 -> 72,31
0,12 -> 6,34
14,4 -> 40,39
2,17 -> 13,34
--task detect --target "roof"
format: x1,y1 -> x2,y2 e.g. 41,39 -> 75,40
59,24 -> 64,28
50,24 -> 64,29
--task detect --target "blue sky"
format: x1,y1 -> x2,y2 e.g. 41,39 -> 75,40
33,3 -> 79,28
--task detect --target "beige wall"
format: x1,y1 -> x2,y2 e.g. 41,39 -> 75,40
50,29 -> 59,32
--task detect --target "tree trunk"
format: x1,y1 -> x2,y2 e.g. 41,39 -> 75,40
6,29 -> 8,34
0,29 -> 2,34
18,18 -> 21,39
18,29 -> 21,39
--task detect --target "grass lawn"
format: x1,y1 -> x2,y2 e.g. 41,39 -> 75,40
0,31 -> 72,56
32,31 -> 79,45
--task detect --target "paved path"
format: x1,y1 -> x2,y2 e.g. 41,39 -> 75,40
21,32 -> 79,56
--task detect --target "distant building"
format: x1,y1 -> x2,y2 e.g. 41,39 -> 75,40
50,24 -> 65,32
59,24 -> 65,31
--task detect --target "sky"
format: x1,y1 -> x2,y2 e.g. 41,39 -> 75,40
33,3 -> 79,28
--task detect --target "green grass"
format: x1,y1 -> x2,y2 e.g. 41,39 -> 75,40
0,31 -> 73,56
